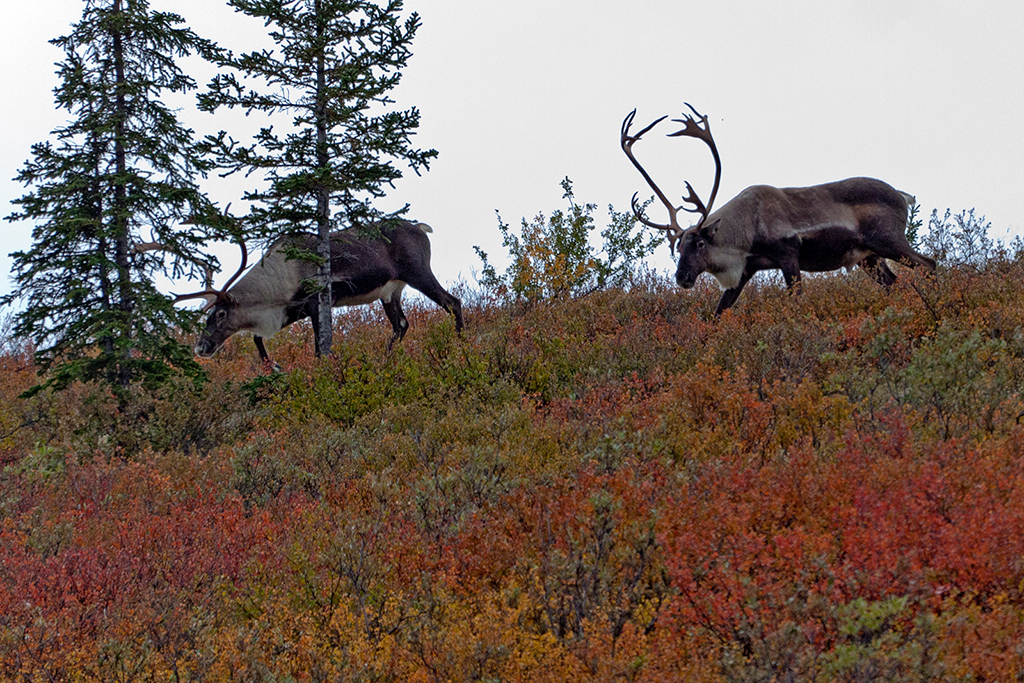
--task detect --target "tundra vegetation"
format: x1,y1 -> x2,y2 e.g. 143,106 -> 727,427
2,198 -> 1024,681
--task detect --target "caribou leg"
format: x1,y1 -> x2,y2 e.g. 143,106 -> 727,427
782,269 -> 803,290
861,212 -> 937,273
254,335 -> 270,363
778,241 -> 804,292
307,299 -> 327,358
407,274 -> 464,333
253,336 -> 281,373
381,298 -> 409,351
861,256 -> 898,289
715,271 -> 754,316
891,244 -> 937,272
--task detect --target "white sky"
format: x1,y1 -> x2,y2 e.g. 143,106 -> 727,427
2,0 -> 1022,300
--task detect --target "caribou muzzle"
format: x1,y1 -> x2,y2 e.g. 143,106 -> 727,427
194,337 -> 220,358
677,270 -> 697,289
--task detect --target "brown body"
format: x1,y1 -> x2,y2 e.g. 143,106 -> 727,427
677,177 -> 935,315
621,106 -> 935,315
181,220 -> 463,365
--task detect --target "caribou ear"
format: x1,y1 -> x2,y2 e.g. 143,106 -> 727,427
701,218 -> 721,240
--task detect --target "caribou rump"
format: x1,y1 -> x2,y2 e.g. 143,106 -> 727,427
621,105 -> 936,316
176,220 -> 463,365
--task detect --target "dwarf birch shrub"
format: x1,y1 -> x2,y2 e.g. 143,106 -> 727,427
475,178 -> 662,303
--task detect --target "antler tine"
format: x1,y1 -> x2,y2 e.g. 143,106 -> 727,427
620,109 -> 685,250
620,108 -> 636,139
132,233 -> 218,295
202,264 -> 215,289
680,181 -> 708,218
630,193 -> 682,254
170,211 -> 249,311
668,103 -> 713,144
170,242 -> 246,312
132,241 -> 169,255
170,288 -> 222,311
218,238 -> 248,293
621,109 -> 669,146
667,102 -> 723,223
215,204 -> 248,293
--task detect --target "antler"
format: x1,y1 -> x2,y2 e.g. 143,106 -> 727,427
621,109 -> 685,254
620,104 -> 723,253
667,103 -> 722,227
170,236 -> 248,310
132,203 -> 236,290
161,204 -> 249,311
132,240 -> 215,288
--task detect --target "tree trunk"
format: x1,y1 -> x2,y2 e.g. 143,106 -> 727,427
312,1 -> 332,357
112,0 -> 133,389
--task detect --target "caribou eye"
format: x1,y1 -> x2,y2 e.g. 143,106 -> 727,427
696,239 -> 706,249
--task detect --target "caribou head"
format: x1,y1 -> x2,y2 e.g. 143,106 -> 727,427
170,237 -> 250,358
620,103 -> 722,273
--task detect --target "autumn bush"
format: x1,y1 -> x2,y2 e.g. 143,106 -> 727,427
3,239 -> 1024,680
474,177 -> 662,304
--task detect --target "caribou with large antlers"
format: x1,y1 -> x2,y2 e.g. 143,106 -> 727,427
621,105 -> 935,315
172,220 -> 463,367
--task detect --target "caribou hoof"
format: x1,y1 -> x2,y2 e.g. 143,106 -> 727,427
263,359 -> 282,374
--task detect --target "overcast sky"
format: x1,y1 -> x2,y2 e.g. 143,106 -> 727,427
2,0 -> 1022,300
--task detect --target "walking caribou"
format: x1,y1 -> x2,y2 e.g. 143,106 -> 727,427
172,220 -> 463,366
620,105 -> 936,315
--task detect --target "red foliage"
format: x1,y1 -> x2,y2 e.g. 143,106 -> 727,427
5,261 -> 1024,679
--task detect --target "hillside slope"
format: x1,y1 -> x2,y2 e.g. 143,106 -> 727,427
2,256 -> 1024,681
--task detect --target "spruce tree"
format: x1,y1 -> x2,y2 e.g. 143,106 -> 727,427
3,0 -> 223,400
200,0 -> 436,357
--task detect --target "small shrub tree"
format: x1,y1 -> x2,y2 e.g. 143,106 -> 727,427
905,203 -> 923,247
920,207 -> 994,269
474,177 -> 662,303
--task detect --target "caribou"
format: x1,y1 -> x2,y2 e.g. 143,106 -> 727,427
621,105 -> 936,315
171,220 -> 463,366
